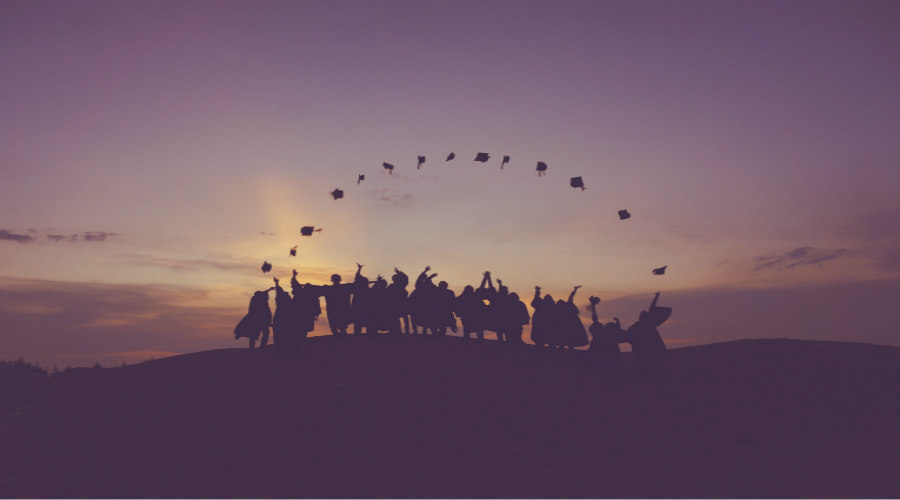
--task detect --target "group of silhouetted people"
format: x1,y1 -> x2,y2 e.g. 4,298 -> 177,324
234,265 -> 671,373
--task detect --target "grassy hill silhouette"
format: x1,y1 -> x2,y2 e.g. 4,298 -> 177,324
2,337 -> 898,498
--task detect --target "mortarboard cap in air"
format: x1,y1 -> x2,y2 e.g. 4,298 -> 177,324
261,261 -> 272,273
652,266 -> 667,275
474,152 -> 490,162
446,152 -> 455,161
501,155 -> 510,169
536,161 -> 548,176
357,174 -> 365,184
570,177 -> 586,190
382,162 -> 394,174
330,188 -> 344,200
417,155 -> 425,169
618,209 -> 631,220
289,246 -> 297,257
300,226 -> 321,236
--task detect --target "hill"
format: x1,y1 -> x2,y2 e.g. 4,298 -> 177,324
1,336 -> 898,498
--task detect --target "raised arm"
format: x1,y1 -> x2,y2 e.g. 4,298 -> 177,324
416,266 -> 431,288
590,304 -> 599,324
531,286 -> 542,308
649,291 -> 660,310
567,285 -> 581,304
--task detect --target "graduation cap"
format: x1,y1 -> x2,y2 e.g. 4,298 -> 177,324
300,226 -> 322,236
652,265 -> 667,275
261,261 -> 272,273
446,152 -> 455,161
501,155 -> 510,169
474,152 -> 490,162
289,246 -> 297,257
357,174 -> 365,184
617,209 -> 631,220
382,162 -> 394,174
536,161 -> 548,176
570,176 -> 586,190
417,155 -> 426,169
330,188 -> 344,200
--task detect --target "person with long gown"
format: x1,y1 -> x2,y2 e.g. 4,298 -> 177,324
319,272 -> 354,336
455,284 -> 485,340
586,297 -> 622,371
272,277 -> 294,347
557,286 -> 589,349
291,270 -> 322,341
530,286 -> 555,348
233,286 -> 274,349
626,291 -> 670,373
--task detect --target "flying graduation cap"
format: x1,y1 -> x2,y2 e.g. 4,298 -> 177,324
357,174 -> 365,184
330,188 -> 344,200
446,152 -> 455,161
289,246 -> 297,257
570,177 -> 586,190
417,155 -> 426,169
261,261 -> 272,273
474,152 -> 490,163
300,226 -> 322,236
382,162 -> 394,174
618,209 -> 631,220
536,161 -> 548,176
652,265 -> 667,275
501,155 -> 510,169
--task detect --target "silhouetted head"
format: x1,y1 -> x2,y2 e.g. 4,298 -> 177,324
461,285 -> 475,296
438,281 -> 448,290
330,274 -> 341,284
543,295 -> 554,305
509,292 -> 519,301
556,299 -> 566,306
374,277 -> 388,289
639,310 -> 649,320
498,285 -> 509,296
605,321 -> 619,330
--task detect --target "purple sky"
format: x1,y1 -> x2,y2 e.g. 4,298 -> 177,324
1,0 -> 898,367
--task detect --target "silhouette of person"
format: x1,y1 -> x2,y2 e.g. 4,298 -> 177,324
319,272 -> 354,336
233,286 -> 274,349
387,268 -> 410,335
368,275 -> 392,335
558,286 -> 589,349
410,266 -> 439,335
626,292 -> 669,374
272,277 -> 295,347
291,270 -> 322,341
433,280 -> 457,336
455,284 -> 485,340
477,271 -> 501,341
530,286 -> 555,348
502,291 -> 530,346
350,263 -> 372,335
587,297 -> 622,372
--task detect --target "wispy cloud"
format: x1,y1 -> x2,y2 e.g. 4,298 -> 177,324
369,189 -> 415,209
121,253 -> 250,273
1,229 -> 118,244
753,247 -> 848,271
0,229 -> 34,243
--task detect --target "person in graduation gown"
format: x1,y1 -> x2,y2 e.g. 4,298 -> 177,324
558,286 -> 589,349
291,270 -> 322,341
350,263 -> 372,335
234,286 -> 274,349
586,298 -> 623,372
455,284 -> 485,340
530,287 -> 555,348
387,268 -> 411,335
502,291 -> 530,347
272,277 -> 295,347
626,292 -> 669,373
319,272 -> 354,336
433,280 -> 458,336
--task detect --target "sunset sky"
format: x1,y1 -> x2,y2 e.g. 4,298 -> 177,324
2,0 -> 898,368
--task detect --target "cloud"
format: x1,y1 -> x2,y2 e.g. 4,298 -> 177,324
2,229 -> 119,244
0,229 -> 34,243
0,278 -> 243,368
369,189 -> 415,209
753,246 -> 848,271
121,253 -> 251,273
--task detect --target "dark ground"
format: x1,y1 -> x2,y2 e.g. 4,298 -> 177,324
1,336 -> 898,498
